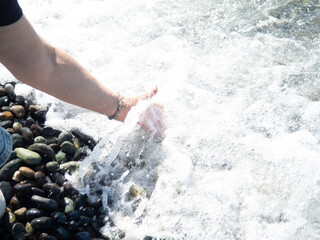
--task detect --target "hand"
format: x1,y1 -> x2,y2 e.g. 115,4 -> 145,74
138,103 -> 166,136
115,86 -> 158,122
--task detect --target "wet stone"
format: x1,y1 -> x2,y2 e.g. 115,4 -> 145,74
79,216 -> 91,226
49,172 -> 65,186
30,217 -> 52,230
10,196 -> 22,211
46,161 -> 60,172
11,133 -> 24,149
43,183 -> 61,196
14,207 -> 27,222
25,118 -> 35,128
12,222 -> 26,240
20,127 -> 34,143
51,211 -> 67,225
44,136 -> 58,144
0,96 -> 10,107
12,122 -> 22,133
56,152 -> 67,164
72,146 -> 89,161
59,161 -> 80,174
0,159 -> 22,181
43,236 -> 57,240
71,128 -> 97,150
62,182 -> 77,195
75,231 -> 92,240
0,181 -> 12,203
10,105 -> 25,119
25,222 -> 34,239
14,148 -> 42,165
14,96 -> 25,106
49,143 -> 59,153
60,141 -> 77,155
34,136 -> 47,144
26,208 -> 43,221
0,87 -> 5,97
34,171 -> 46,187
66,210 -> 80,221
42,126 -> 60,137
4,83 -> 14,94
19,166 -> 35,179
32,110 -> 47,124
31,195 -> 58,211
67,220 -> 79,233
31,187 -> 45,197
13,183 -> 33,197
28,143 -> 56,162
12,171 -> 24,182
64,197 -> 74,213
29,124 -> 42,137
58,131 -> 73,145
28,105 -> 39,113
0,111 -> 14,121
54,226 -> 70,240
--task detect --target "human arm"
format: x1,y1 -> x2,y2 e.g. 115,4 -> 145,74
0,15 -> 157,121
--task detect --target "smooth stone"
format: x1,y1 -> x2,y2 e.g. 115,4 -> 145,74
34,136 -> 47,144
0,159 -> 22,181
20,127 -> 34,143
1,106 -> 10,111
31,187 -> 45,196
8,92 -> 16,101
19,166 -> 35,179
67,220 -> 79,233
31,195 -> 58,211
12,222 -> 26,240
64,197 -> 74,213
75,231 -> 92,240
71,128 -> 97,150
0,111 -> 14,120
14,148 -> 42,165
59,161 -> 80,174
30,217 -> 52,230
12,122 -> 22,133
15,95 -> 25,106
34,171 -> 46,187
57,132 -> 73,145
74,194 -> 88,209
49,172 -> 65,186
29,124 -> 42,137
66,210 -> 80,221
28,105 -> 39,113
28,143 -> 56,162
0,120 -> 13,128
26,208 -> 43,221
49,143 -> 60,153
0,181 -> 12,202
32,110 -> 47,124
62,182 -> 77,195
43,183 -> 61,196
43,235 -> 57,240
0,87 -> 5,97
45,161 -> 60,172
13,183 -> 33,197
14,207 -> 27,222
87,197 -> 102,208
10,105 -> 25,119
55,226 -> 70,240
9,196 -> 22,211
24,117 -> 35,128
44,136 -> 58,144
11,133 -> 24,149
79,216 -> 91,226
60,141 -> 77,155
56,152 -> 67,164
72,146 -> 89,161
25,222 -> 34,239
4,84 -> 14,94
51,211 -> 67,225
42,127 -> 60,137
0,96 -> 10,107
12,171 -> 24,182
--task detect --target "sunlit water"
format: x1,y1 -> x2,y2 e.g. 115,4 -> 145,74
1,0 -> 320,239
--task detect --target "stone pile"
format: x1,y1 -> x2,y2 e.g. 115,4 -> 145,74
0,82 -> 110,240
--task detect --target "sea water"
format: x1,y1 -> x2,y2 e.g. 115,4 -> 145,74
1,0 -> 320,239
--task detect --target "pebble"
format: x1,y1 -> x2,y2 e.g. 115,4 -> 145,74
20,127 -> 34,143
55,226 -> 70,240
0,96 -> 10,107
43,183 -> 61,196
64,197 -> 75,213
51,211 -> 67,225
9,196 -> 22,211
11,222 -> 26,240
0,87 -> 5,97
31,195 -> 58,211
42,127 -> 59,137
34,171 -> 47,187
10,105 -> 25,119
34,136 -> 48,144
0,159 -> 22,181
0,120 -> 13,128
29,124 -> 42,137
0,181 -> 12,202
44,136 -> 58,144
13,183 -> 33,197
59,161 -> 80,174
60,141 -> 77,155
14,148 -> 42,165
56,152 -> 67,163
75,231 -> 92,240
30,217 -> 53,230
4,84 -> 14,94
19,166 -> 35,179
28,143 -> 56,162
49,172 -> 65,186
26,208 -> 44,221
12,122 -> 22,133
25,222 -> 34,239
0,111 -> 14,120
71,128 -> 97,150
31,187 -> 45,197
46,161 -> 59,172
11,133 -> 24,149
12,171 -> 24,182
14,207 -> 27,222
58,131 -> 73,145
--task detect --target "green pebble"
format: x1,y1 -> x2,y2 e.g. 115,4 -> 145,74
34,136 -> 47,144
14,148 -> 42,165
60,141 -> 77,155
46,161 -> 60,172
59,161 -> 80,174
64,197 -> 75,213
56,152 -> 67,164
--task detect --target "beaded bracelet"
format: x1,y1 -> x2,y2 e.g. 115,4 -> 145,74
108,94 -> 123,120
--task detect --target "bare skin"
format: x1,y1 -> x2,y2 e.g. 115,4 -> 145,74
0,15 -> 158,122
